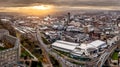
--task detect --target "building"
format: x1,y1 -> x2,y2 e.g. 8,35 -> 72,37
0,29 -> 20,67
72,40 -> 107,58
66,26 -> 83,32
67,12 -> 70,25
52,40 -> 107,58
52,40 -> 79,52
83,25 -> 94,33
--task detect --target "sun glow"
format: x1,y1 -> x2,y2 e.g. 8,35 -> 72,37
32,5 -> 52,10
0,5 -> 56,16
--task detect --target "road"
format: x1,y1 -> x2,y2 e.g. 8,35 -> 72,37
36,27 -> 70,67
96,43 -> 118,67
36,27 -> 53,67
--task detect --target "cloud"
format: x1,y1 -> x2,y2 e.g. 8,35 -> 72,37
50,0 -> 119,7
0,0 -> 54,7
0,0 -> 119,7
0,0 -> 120,10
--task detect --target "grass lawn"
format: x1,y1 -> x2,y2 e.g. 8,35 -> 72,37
21,47 -> 33,58
112,52 -> 119,60
0,47 -> 6,51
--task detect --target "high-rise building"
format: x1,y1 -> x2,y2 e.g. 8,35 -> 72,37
0,29 -> 20,67
64,12 -> 70,30
67,12 -> 70,25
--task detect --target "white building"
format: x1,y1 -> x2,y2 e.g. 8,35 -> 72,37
52,24 -> 64,30
107,35 -> 119,46
72,40 -> 107,58
89,40 -> 107,49
83,25 -> 94,32
52,40 -> 79,52
52,40 -> 107,58
66,26 -> 82,32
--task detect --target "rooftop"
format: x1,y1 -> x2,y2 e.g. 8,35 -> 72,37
89,40 -> 106,48
52,40 -> 79,51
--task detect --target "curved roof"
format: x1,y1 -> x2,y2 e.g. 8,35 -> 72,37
52,40 -> 79,51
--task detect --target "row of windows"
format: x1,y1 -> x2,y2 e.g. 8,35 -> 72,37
0,49 -> 18,66
0,58 -> 16,66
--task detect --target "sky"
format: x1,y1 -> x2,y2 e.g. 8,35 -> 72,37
0,0 -> 120,15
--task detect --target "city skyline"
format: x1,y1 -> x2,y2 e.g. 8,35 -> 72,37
0,2 -> 120,66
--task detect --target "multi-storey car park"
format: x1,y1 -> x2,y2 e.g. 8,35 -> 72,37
0,29 -> 20,67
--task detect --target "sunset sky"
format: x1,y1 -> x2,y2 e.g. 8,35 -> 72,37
0,0 -> 120,15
